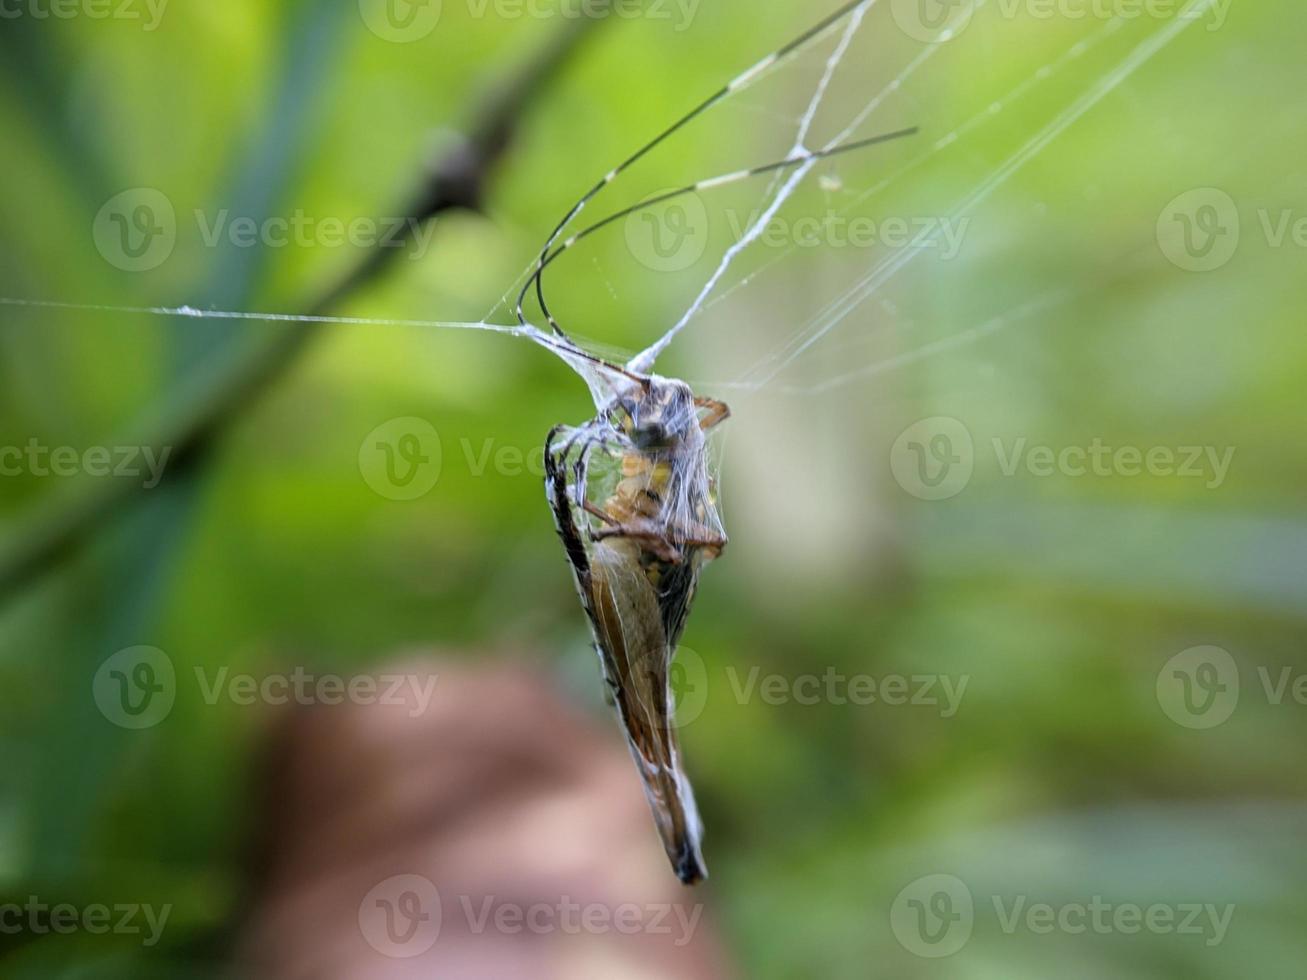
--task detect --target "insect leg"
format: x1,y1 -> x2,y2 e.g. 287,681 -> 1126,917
545,424 -> 593,584
673,533 -> 727,559
547,417 -> 604,505
590,523 -> 684,564
694,396 -> 731,432
581,499 -> 621,527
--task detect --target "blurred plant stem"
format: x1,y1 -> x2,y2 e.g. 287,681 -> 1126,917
0,7 -> 614,606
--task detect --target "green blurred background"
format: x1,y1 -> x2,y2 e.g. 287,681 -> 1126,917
1,0 -> 1304,976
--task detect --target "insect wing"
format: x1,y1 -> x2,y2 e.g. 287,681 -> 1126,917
589,539 -> 707,885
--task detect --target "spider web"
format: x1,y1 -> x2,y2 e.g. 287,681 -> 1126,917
486,0 -> 1224,413
0,0 -> 1224,410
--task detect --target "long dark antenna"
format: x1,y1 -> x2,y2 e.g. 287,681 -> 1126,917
527,127 -> 920,306
513,0 -> 877,339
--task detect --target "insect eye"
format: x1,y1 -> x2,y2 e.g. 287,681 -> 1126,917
632,422 -> 670,450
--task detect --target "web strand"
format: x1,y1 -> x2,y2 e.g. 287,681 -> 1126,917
0,296 -> 517,334
733,0 -> 1218,390
0,0 -> 1220,405
509,0 -> 880,341
628,1 -> 874,374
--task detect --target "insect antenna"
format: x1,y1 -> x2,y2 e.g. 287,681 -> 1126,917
524,125 -> 920,328
513,0 -> 878,342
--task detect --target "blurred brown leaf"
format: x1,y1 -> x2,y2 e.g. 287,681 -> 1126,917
239,656 -> 734,980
